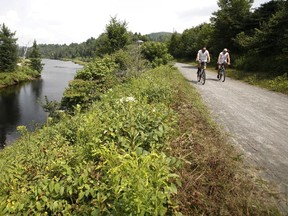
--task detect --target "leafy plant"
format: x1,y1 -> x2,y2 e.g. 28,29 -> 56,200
141,42 -> 173,68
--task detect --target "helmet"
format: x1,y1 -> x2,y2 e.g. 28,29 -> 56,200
223,48 -> 228,52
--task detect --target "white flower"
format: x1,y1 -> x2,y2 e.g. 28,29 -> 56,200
119,96 -> 136,103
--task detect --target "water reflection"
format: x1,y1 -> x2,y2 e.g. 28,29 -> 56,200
0,59 -> 82,148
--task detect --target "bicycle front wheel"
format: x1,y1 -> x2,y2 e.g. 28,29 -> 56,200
221,70 -> 225,82
200,70 -> 206,85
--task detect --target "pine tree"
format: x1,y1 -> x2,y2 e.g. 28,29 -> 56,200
29,40 -> 43,73
0,23 -> 18,72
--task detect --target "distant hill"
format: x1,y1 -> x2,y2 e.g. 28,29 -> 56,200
146,32 -> 173,42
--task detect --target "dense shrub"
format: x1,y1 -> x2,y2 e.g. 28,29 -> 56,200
141,42 -> 173,68
75,56 -> 118,82
61,80 -> 102,110
62,57 -> 120,110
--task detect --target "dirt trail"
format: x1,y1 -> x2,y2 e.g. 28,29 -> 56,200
175,63 -> 288,211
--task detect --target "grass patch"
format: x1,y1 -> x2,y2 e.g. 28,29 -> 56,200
0,66 -> 40,88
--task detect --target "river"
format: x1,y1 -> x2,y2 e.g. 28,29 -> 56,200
0,59 -> 82,148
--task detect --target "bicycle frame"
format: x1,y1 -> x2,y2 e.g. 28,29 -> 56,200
197,62 -> 206,85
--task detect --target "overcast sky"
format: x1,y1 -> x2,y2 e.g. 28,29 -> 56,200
0,0 -> 270,46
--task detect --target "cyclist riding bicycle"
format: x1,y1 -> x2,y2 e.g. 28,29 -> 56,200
196,47 -> 210,76
217,48 -> 230,78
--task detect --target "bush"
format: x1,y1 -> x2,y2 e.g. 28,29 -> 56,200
75,56 -> 118,82
62,56 -> 121,110
141,42 -> 173,68
61,80 -> 102,110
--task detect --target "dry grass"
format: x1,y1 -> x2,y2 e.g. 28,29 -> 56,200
167,70 -> 282,215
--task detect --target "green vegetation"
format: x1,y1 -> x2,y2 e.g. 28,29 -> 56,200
0,65 -> 179,215
227,70 -> 288,95
141,41 -> 173,68
0,65 -> 40,88
0,24 -> 43,88
0,23 -> 18,72
0,64 -> 280,215
28,40 -> 43,73
146,32 -> 172,42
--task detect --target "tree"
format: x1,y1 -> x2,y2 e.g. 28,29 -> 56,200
0,23 -> 18,72
106,16 -> 129,54
29,40 -> 43,73
168,23 -> 213,60
210,0 -> 253,55
168,32 -> 183,58
233,0 -> 287,73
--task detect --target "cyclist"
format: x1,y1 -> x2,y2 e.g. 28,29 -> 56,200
196,47 -> 210,77
217,48 -> 230,78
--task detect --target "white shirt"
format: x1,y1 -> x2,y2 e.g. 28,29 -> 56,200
218,52 -> 229,64
197,50 -> 210,62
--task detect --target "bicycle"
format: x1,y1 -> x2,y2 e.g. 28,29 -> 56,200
197,61 -> 206,85
218,63 -> 226,82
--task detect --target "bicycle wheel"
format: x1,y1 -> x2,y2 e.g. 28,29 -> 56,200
197,70 -> 200,82
200,69 -> 206,85
218,72 -> 222,80
221,69 -> 225,82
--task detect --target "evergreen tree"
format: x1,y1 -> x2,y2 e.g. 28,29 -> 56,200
29,40 -> 43,73
0,23 -> 18,72
106,16 -> 129,54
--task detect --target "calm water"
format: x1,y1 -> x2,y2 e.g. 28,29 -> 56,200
0,59 -> 82,148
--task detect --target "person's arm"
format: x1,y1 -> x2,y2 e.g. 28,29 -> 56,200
207,51 -> 210,63
227,53 -> 231,65
217,53 -> 221,64
196,51 -> 200,61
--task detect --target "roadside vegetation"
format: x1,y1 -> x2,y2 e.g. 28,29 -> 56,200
226,70 -> 288,95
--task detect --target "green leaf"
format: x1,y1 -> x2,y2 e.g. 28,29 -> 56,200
36,201 -> 42,211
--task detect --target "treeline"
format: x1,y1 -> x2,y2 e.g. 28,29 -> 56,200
168,0 -> 288,75
37,22 -> 171,60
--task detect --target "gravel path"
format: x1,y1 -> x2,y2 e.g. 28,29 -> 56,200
175,63 -> 288,211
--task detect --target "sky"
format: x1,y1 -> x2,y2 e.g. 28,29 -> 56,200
0,0 -> 270,46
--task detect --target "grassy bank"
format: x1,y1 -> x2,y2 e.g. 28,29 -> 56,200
0,66 -> 40,88
0,65 -> 281,215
